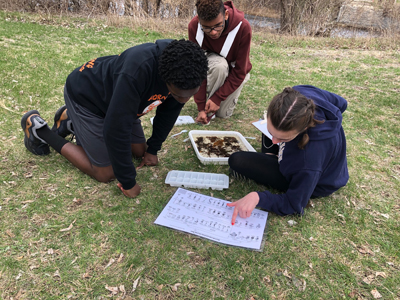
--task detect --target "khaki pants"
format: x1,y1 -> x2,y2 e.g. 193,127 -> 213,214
206,52 -> 250,118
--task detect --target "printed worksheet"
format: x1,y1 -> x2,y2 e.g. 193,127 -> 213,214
252,119 -> 273,140
154,188 -> 268,250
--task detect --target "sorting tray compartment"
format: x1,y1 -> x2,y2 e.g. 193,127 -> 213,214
165,170 -> 229,190
189,130 -> 256,165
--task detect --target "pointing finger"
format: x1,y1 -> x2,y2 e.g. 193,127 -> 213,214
231,207 -> 238,226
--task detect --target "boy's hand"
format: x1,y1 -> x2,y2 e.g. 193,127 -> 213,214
137,152 -> 158,169
205,99 -> 219,115
117,182 -> 141,198
196,111 -> 208,124
227,192 -> 260,225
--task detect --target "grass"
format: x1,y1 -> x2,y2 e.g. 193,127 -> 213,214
1,10 -> 400,300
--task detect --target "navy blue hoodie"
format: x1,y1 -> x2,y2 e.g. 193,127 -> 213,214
65,39 -> 184,190
257,85 -> 349,216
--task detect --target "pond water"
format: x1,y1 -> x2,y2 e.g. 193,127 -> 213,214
245,14 -> 381,38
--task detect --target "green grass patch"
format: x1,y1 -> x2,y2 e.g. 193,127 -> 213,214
1,10 -> 399,300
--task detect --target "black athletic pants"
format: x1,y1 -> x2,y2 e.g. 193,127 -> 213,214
228,134 -> 290,192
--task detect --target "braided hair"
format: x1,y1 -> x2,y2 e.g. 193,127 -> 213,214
158,39 -> 208,90
196,0 -> 225,21
268,87 -> 324,149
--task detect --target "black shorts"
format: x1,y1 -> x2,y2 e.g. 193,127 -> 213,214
64,86 -> 146,167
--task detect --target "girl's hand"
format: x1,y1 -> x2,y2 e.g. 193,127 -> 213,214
227,192 -> 260,225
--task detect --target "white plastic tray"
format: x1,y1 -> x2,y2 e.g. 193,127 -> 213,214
151,116 -> 195,126
189,130 -> 256,165
165,170 -> 229,190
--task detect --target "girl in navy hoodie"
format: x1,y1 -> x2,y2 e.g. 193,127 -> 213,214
227,85 -> 349,220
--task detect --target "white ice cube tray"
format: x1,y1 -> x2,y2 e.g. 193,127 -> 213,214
165,170 -> 229,190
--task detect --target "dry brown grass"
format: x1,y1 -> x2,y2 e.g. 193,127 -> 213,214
0,0 -> 282,17
1,0 -> 399,38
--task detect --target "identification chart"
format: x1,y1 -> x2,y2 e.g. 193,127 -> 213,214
154,188 -> 268,250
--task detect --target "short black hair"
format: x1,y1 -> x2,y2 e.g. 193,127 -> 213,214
159,39 -> 208,90
196,0 -> 225,21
